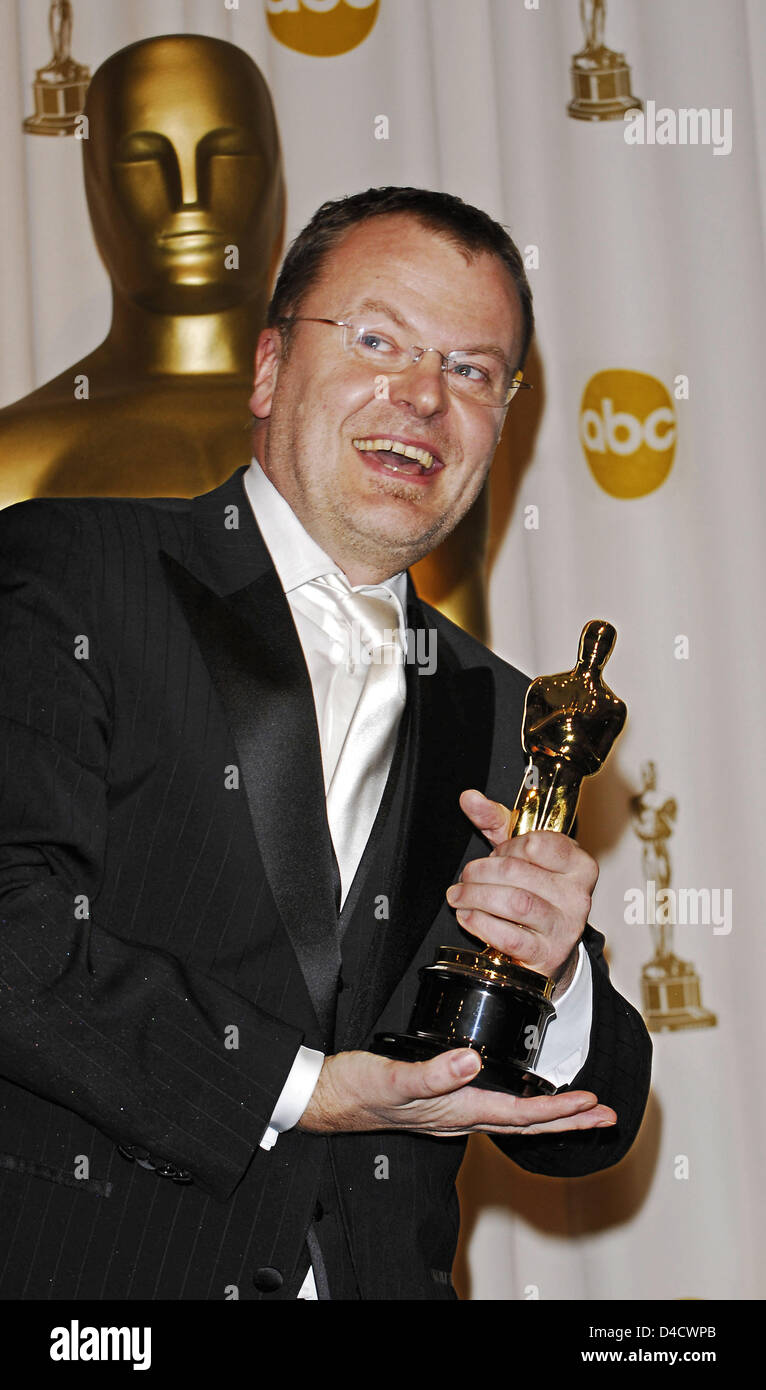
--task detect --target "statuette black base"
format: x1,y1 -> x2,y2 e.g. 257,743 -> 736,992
374,1031 -> 556,1097
373,947 -> 558,1098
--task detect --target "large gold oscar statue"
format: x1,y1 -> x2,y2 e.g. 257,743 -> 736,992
1,35 -> 285,507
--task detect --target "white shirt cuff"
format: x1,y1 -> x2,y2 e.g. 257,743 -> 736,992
260,1046 -> 325,1151
533,941 -> 593,1088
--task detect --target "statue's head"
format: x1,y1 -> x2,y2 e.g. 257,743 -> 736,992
578,619 -> 617,669
83,35 -> 284,314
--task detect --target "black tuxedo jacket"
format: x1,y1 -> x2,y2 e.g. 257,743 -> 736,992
0,466 -> 651,1300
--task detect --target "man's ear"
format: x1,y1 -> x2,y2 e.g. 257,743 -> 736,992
249,327 -> 283,419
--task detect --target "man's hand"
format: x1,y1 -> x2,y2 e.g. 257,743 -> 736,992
445,789 -> 599,996
297,789 -> 609,1139
298,1048 -> 615,1137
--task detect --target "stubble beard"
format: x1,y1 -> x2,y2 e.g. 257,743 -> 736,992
323,467 -> 473,576
264,401 -> 486,577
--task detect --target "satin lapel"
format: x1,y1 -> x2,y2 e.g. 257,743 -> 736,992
158,474 -> 341,1039
338,590 -> 495,1049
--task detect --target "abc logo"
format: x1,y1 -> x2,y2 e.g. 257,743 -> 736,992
266,0 -> 379,57
580,370 -> 676,499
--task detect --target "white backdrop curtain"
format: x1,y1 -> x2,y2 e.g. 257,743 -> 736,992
1,0 -> 763,1300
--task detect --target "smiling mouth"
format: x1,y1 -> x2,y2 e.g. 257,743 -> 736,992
352,437 -> 442,475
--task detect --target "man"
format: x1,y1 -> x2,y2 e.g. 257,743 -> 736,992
0,187 -> 651,1301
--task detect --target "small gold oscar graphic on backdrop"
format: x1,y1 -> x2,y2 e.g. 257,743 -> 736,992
568,0 -> 642,122
23,0 -> 90,137
631,762 -> 717,1032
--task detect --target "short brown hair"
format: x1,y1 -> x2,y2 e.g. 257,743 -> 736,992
267,186 -> 534,371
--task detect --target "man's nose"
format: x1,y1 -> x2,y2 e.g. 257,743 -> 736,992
387,350 -> 449,415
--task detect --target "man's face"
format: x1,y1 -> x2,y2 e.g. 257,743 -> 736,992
249,214 -> 524,581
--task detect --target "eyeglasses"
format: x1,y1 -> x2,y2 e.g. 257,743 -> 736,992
276,316 -> 532,408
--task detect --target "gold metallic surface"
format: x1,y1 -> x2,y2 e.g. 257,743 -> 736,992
432,945 -> 555,998
513,618 -> 627,834
475,618 -> 627,990
2,35 -> 285,508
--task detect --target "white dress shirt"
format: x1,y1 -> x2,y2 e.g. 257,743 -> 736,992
241,458 -> 593,1292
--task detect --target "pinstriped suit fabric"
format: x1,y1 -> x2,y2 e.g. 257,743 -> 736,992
0,471 -> 651,1299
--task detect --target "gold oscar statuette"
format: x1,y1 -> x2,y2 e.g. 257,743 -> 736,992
23,1 -> 90,137
567,0 -> 642,122
375,620 -> 627,1095
631,762 -> 717,1032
